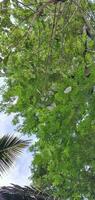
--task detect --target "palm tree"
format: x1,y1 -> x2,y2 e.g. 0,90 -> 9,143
0,134 -> 29,174
0,136 -> 55,200
0,184 -> 55,200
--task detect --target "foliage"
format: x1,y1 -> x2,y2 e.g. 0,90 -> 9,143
0,135 -> 29,174
0,184 -> 55,200
0,0 -> 95,199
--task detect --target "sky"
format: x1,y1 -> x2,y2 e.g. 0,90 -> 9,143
0,112 -> 33,187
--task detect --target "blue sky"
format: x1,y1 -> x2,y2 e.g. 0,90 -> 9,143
0,112 -> 33,186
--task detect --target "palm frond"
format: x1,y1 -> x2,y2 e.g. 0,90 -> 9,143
0,135 -> 30,174
0,184 -> 55,200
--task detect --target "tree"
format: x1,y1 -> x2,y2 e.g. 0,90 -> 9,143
0,0 -> 95,199
0,135 -> 29,174
0,184 -> 55,200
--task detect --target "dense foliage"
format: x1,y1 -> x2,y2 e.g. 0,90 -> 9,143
0,0 -> 95,199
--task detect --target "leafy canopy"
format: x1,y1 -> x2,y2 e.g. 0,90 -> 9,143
0,0 -> 95,199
